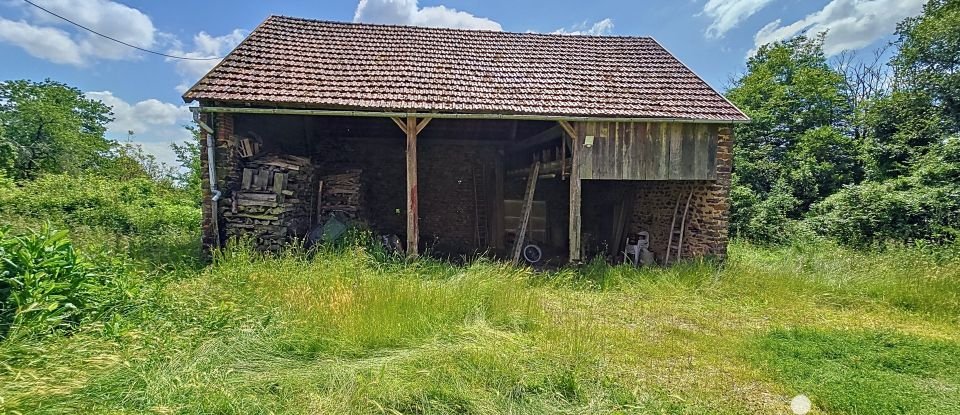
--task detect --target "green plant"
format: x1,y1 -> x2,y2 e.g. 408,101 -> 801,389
0,173 -> 201,268
0,226 -> 135,339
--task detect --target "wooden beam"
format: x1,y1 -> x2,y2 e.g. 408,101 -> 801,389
415,117 -> 432,134
507,125 -> 562,153
558,120 -> 577,140
506,157 -> 570,177
512,161 -> 541,264
391,117 -> 408,134
568,122 -> 582,263
561,131 -> 567,180
314,136 -> 508,146
405,116 -> 419,257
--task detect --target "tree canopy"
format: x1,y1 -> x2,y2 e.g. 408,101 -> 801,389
0,79 -> 113,178
725,0 -> 960,247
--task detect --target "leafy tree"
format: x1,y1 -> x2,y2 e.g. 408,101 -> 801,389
893,0 -> 960,128
0,79 -> 113,178
726,35 -> 861,240
0,123 -> 13,174
103,141 -> 176,183
862,90 -> 950,178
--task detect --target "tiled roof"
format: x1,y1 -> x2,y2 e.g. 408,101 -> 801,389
182,16 -> 748,122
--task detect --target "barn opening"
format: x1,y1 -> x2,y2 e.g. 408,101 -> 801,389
228,113 -> 575,260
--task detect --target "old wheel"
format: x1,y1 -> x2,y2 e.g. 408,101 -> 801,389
522,244 -> 542,264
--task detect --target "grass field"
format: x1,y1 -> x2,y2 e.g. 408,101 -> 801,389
2,232 -> 959,414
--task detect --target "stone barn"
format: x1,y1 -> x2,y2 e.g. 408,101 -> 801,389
182,16 -> 748,264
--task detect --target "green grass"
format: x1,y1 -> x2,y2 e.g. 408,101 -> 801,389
1,233 -> 959,413
751,329 -> 960,414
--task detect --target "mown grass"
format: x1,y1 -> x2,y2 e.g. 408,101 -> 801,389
751,328 -> 960,415
1,234 -> 959,414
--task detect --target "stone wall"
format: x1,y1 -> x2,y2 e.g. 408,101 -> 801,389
200,113 -> 241,251
419,142 -> 498,256
626,126 -> 733,261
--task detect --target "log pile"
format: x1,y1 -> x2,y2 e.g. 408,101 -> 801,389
317,169 -> 364,223
224,154 -> 315,251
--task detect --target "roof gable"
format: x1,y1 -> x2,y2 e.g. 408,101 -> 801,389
183,16 -> 748,122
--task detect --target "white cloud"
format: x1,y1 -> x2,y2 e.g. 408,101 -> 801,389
353,0 -> 502,30
166,29 -> 246,93
701,0 -> 774,39
0,0 -> 156,65
751,0 -> 926,56
551,18 -> 615,36
86,91 -> 194,165
0,18 -> 84,64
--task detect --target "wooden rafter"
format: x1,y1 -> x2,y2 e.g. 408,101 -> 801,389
507,125 -> 562,153
391,117 -> 408,134
558,120 -> 577,140
415,117 -> 432,134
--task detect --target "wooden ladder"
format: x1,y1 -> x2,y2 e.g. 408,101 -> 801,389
665,190 -> 694,265
512,161 -> 541,264
472,162 -> 489,249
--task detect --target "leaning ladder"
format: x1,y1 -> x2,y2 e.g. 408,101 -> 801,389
512,161 -> 541,264
665,190 -> 694,265
472,162 -> 489,249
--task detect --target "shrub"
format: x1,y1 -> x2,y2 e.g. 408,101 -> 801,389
807,178 -> 959,247
0,174 -> 198,235
0,226 -> 136,339
731,181 -> 803,244
0,173 -> 201,266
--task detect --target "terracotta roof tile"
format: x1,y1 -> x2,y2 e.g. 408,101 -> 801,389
182,16 -> 748,122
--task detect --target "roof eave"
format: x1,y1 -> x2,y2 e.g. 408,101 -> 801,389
195,104 -> 750,124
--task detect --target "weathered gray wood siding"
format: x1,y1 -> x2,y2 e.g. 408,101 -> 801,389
577,121 -> 718,180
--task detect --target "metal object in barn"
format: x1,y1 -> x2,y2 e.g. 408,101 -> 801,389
624,232 -> 654,266
522,244 -> 542,264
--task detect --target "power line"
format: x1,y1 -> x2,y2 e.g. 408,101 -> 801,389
22,0 -> 223,61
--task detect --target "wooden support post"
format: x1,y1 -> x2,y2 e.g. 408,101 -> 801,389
512,161 -> 541,264
405,116 -> 419,257
492,150 -> 505,253
561,131 -> 567,180
566,121 -> 583,263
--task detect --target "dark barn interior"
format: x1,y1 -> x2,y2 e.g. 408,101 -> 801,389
215,112 -> 732,265
229,113 -> 578,260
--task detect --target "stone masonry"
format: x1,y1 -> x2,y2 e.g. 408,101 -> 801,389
626,126 -> 733,261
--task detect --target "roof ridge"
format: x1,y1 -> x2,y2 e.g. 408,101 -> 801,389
267,14 -> 656,41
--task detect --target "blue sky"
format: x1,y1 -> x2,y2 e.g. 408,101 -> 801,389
0,0 -> 927,164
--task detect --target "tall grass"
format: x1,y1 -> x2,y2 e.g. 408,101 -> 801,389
1,220 -> 959,413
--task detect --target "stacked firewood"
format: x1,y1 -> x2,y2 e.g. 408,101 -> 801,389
224,154 -> 314,251
317,169 -> 364,222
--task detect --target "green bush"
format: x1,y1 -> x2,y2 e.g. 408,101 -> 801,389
0,173 -> 201,266
807,178 -> 959,247
0,226 -> 136,339
0,174 -> 198,235
731,180 -> 804,244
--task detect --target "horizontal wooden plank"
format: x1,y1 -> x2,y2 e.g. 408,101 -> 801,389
577,121 -> 719,180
